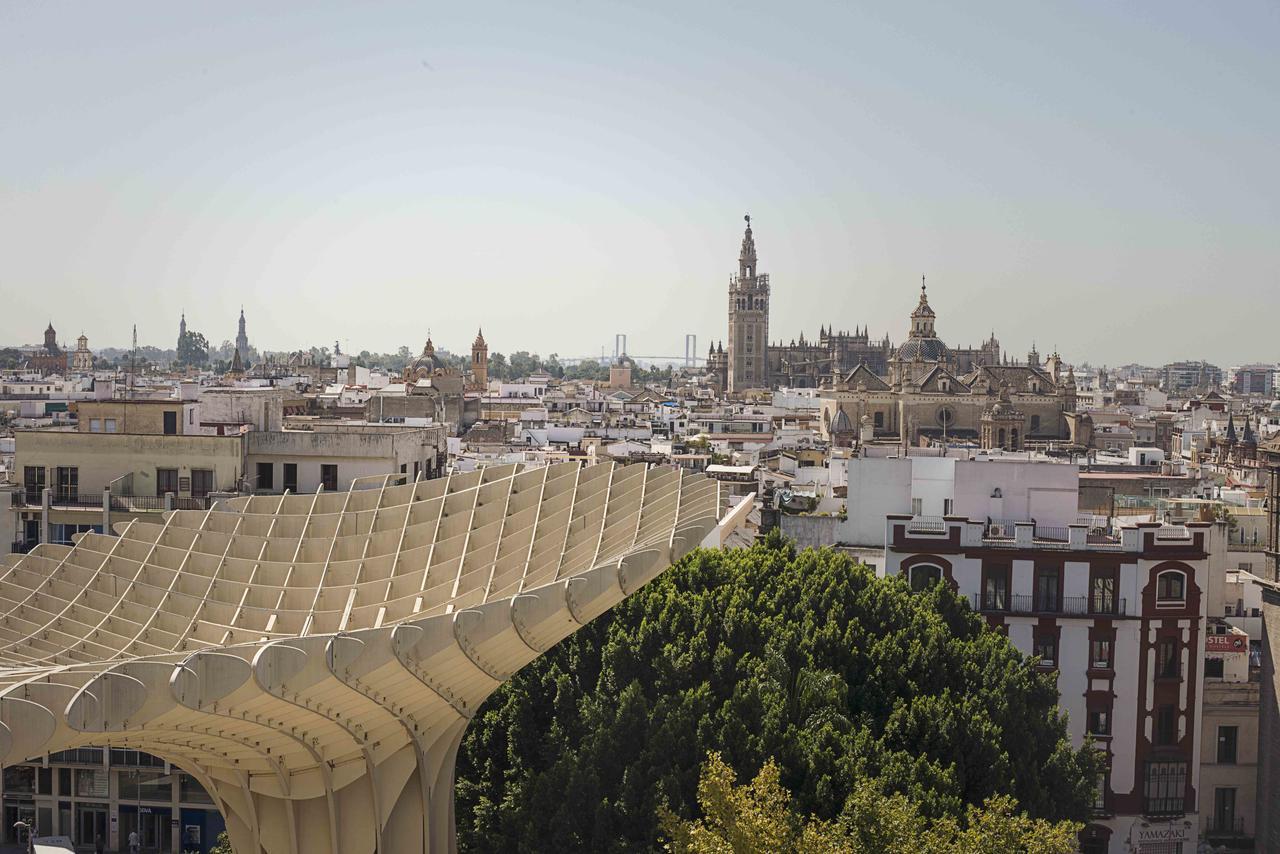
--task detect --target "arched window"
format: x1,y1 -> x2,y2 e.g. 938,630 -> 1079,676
909,564 -> 942,591
1157,570 -> 1186,602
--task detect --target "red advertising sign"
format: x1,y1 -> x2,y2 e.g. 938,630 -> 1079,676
1206,634 -> 1247,653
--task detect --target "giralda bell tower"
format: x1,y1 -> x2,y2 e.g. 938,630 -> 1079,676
727,214 -> 770,393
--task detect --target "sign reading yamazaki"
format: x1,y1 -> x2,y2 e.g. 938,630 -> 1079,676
1130,821 -> 1192,845
1206,634 -> 1248,653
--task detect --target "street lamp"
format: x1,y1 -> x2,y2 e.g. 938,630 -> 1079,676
12,820 -> 34,854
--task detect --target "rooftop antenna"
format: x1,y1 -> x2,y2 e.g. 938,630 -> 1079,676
126,323 -> 137,432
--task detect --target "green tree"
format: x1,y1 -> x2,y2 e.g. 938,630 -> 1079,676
454,534 -> 1099,852
206,830 -> 233,854
509,350 -> 540,379
175,330 -> 210,367
661,752 -> 1081,854
488,351 -> 510,381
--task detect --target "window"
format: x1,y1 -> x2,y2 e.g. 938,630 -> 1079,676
1033,634 -> 1057,667
1156,638 -> 1180,679
1156,570 -> 1186,602
1090,574 -> 1116,614
943,498 -> 953,515
55,466 -> 78,499
321,464 -> 338,492
283,463 -> 298,494
156,468 -> 179,496
1217,726 -> 1238,764
3,766 -> 36,794
1081,828 -> 1108,853
873,411 -> 883,428
118,769 -> 170,801
75,768 -> 109,798
191,469 -> 214,498
1030,414 -> 1041,432
909,564 -> 942,592
89,418 -> 102,433
1143,760 -> 1187,817
178,773 -> 214,805
1090,639 -> 1113,669
1034,566 -> 1060,612
1213,787 -> 1237,834
24,465 -> 46,503
1155,704 -> 1177,746
982,567 -> 1009,610
162,410 -> 178,435
911,497 -> 923,516
104,418 -> 117,433
256,462 -> 274,492
1088,707 -> 1111,736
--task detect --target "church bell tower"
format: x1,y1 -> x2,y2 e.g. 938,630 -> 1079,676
726,214 -> 770,393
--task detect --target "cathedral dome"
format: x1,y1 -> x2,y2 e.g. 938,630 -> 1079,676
896,336 -> 949,363
411,338 -> 447,374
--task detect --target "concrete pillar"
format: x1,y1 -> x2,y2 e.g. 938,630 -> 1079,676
1015,521 -> 1034,547
40,486 -> 51,545
1069,524 -> 1087,549
103,487 -> 112,535
164,492 -> 175,512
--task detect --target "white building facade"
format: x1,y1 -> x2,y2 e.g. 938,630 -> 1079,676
883,517 -> 1211,854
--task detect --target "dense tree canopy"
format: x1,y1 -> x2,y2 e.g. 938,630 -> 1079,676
661,752 -> 1081,854
454,533 -> 1098,852
175,329 -> 209,367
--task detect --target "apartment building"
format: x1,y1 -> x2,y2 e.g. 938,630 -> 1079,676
244,421 -> 447,494
5,429 -> 243,552
884,517 -> 1212,853
1198,623 -> 1257,848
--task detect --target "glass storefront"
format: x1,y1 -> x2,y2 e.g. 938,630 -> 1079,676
120,804 -> 173,852
75,802 -> 108,848
1,757 -> 221,852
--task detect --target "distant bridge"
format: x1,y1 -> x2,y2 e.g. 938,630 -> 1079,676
558,355 -> 707,367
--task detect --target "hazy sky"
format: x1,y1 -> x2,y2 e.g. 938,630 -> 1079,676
1,1 -> 1277,367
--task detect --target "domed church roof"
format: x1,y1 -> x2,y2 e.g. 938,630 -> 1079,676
411,338 -> 448,373
898,276 -> 947,362
896,337 -> 949,362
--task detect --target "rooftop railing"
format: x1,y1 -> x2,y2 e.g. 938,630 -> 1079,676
16,491 -> 214,512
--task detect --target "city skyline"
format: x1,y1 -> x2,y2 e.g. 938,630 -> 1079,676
2,2 -> 1277,366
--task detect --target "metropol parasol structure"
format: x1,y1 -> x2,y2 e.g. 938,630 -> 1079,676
0,461 -> 735,853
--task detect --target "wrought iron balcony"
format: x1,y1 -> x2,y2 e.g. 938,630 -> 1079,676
971,593 -> 1128,617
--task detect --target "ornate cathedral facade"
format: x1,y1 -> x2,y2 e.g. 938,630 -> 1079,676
712,217 -> 1079,447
